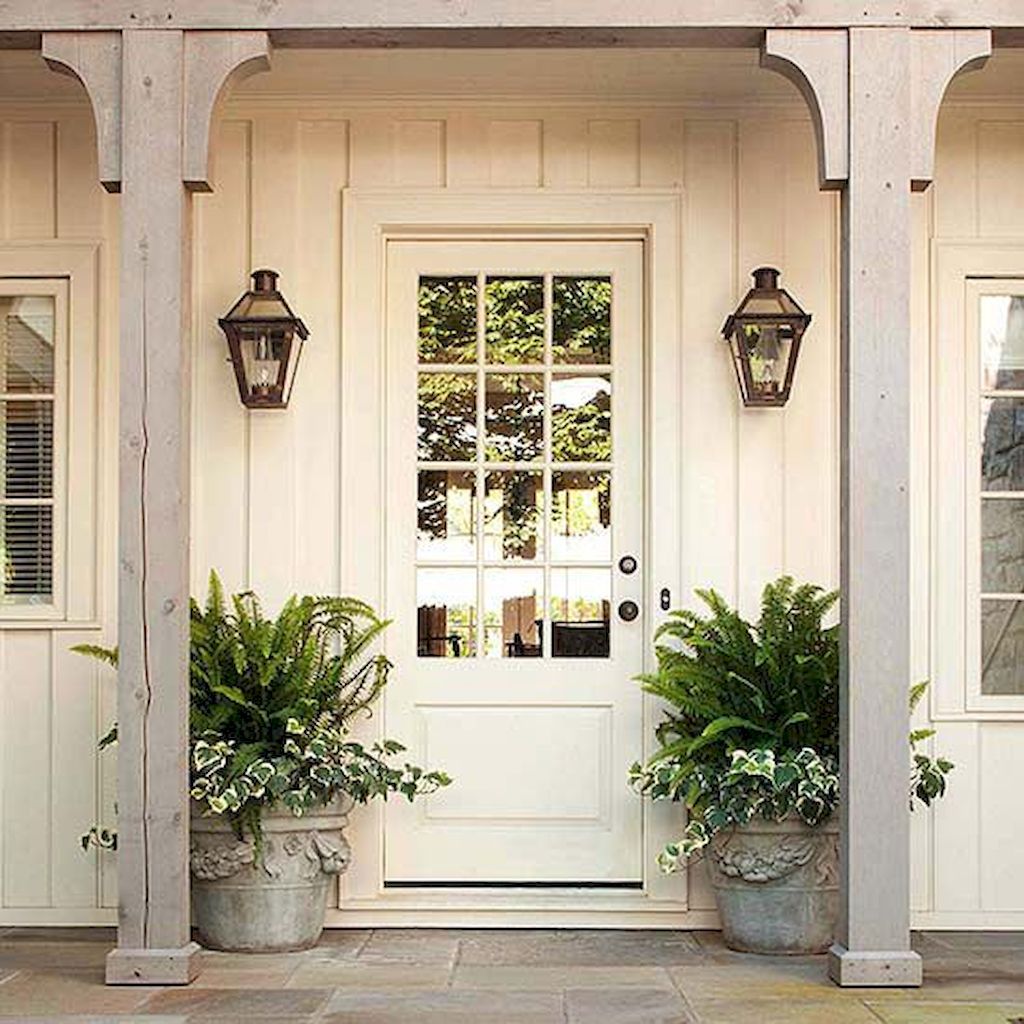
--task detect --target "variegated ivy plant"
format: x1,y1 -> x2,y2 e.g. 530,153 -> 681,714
77,572 -> 450,855
629,577 -> 953,873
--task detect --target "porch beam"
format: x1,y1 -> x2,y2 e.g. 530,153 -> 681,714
7,2 -> 1024,33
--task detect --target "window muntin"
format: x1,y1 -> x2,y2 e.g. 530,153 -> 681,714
0,294 -> 59,609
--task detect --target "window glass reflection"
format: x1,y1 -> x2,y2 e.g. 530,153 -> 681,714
553,277 -> 611,364
417,568 -> 476,658
418,276 -> 477,364
550,568 -> 610,659
981,295 -> 1024,390
484,373 -> 544,462
982,398 -> 1024,492
552,374 -> 611,463
417,470 -> 476,561
551,471 -> 610,561
418,372 -> 477,462
485,277 -> 544,364
483,568 -> 543,658
982,599 -> 1024,694
484,471 -> 543,561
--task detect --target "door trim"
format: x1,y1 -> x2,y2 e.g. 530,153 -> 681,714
338,189 -> 691,926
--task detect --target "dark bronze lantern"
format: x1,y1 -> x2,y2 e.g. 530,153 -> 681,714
722,267 -> 811,408
218,269 -> 309,409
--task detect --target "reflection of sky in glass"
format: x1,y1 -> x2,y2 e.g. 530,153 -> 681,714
551,567 -> 611,603
484,568 -> 542,601
417,567 -> 476,606
981,295 -> 1024,390
551,375 -> 611,409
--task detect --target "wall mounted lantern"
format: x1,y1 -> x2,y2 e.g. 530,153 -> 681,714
722,267 -> 811,408
218,269 -> 309,409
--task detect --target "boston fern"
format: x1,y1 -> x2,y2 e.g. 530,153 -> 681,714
629,576 -> 952,871
77,572 -> 450,852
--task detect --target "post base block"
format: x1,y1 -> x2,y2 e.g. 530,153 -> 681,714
106,941 -> 202,985
828,944 -> 922,987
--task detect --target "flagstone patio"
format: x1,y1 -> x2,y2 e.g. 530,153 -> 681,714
0,927 -> 1022,1023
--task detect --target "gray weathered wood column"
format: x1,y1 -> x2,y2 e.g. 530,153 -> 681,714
44,27 -> 268,986
764,27 -> 989,987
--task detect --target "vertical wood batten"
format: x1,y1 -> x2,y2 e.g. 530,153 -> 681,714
735,117 -> 786,616
247,115 -> 298,611
833,25 -> 917,979
680,120 -> 739,609
294,119 -> 347,596
780,119 -> 838,590
192,118 -> 251,596
115,27 -> 194,964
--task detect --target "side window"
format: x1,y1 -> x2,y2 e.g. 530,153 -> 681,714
977,291 -> 1024,695
0,285 -> 64,613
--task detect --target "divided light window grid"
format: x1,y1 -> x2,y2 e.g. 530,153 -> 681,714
0,295 -> 56,607
415,272 -> 614,660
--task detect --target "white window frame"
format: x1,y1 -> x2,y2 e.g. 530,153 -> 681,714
0,277 -> 68,618
0,243 -> 100,625
933,241 -> 1024,717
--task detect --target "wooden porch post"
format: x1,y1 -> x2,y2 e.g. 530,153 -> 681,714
764,27 -> 989,987
44,27 -> 268,986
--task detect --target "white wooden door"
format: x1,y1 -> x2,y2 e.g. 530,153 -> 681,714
383,239 -> 645,885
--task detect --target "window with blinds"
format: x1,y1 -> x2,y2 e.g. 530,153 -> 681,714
1,296 -> 56,606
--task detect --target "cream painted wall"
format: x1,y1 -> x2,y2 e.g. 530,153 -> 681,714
0,47 -> 1020,926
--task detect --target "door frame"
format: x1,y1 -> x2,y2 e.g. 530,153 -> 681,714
336,189 -> 701,927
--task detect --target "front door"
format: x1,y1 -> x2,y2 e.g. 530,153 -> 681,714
384,239 -> 645,885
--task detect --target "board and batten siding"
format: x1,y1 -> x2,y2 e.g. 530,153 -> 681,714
0,72 -> 1021,927
0,106 -> 119,923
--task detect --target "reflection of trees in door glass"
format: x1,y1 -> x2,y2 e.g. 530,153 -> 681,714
417,470 -> 477,560
418,373 -> 477,461
418,277 -> 477,364
485,471 -> 543,561
553,277 -> 611,364
552,375 -> 611,462
485,277 -> 544,364
484,373 -> 544,461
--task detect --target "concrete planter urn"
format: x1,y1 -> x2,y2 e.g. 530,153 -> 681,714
190,797 -> 353,952
707,814 -> 839,955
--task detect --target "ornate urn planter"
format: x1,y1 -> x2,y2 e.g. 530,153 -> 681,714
707,815 -> 839,955
190,797 -> 352,952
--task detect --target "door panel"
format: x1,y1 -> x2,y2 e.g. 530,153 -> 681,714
384,240 -> 644,884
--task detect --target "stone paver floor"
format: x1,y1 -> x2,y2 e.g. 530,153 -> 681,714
0,927 -> 1023,1022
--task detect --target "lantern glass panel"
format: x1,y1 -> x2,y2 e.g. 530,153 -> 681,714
740,321 -> 794,399
237,324 -> 294,405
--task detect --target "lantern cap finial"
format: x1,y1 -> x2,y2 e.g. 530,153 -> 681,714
752,266 -> 780,290
251,268 -> 279,293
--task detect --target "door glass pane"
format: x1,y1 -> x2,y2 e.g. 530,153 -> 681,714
981,398 -> 1024,491
982,599 -> 1024,694
553,277 -> 611,364
980,295 -> 1024,390
484,470 -> 543,561
0,296 -> 55,393
551,471 -> 611,561
485,277 -> 544,364
418,276 -> 477,364
417,568 -> 476,658
418,372 -> 477,461
550,567 -> 610,658
552,374 -> 611,462
484,373 -> 543,462
484,568 -> 543,658
418,470 -> 477,561
982,499 -> 1024,594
